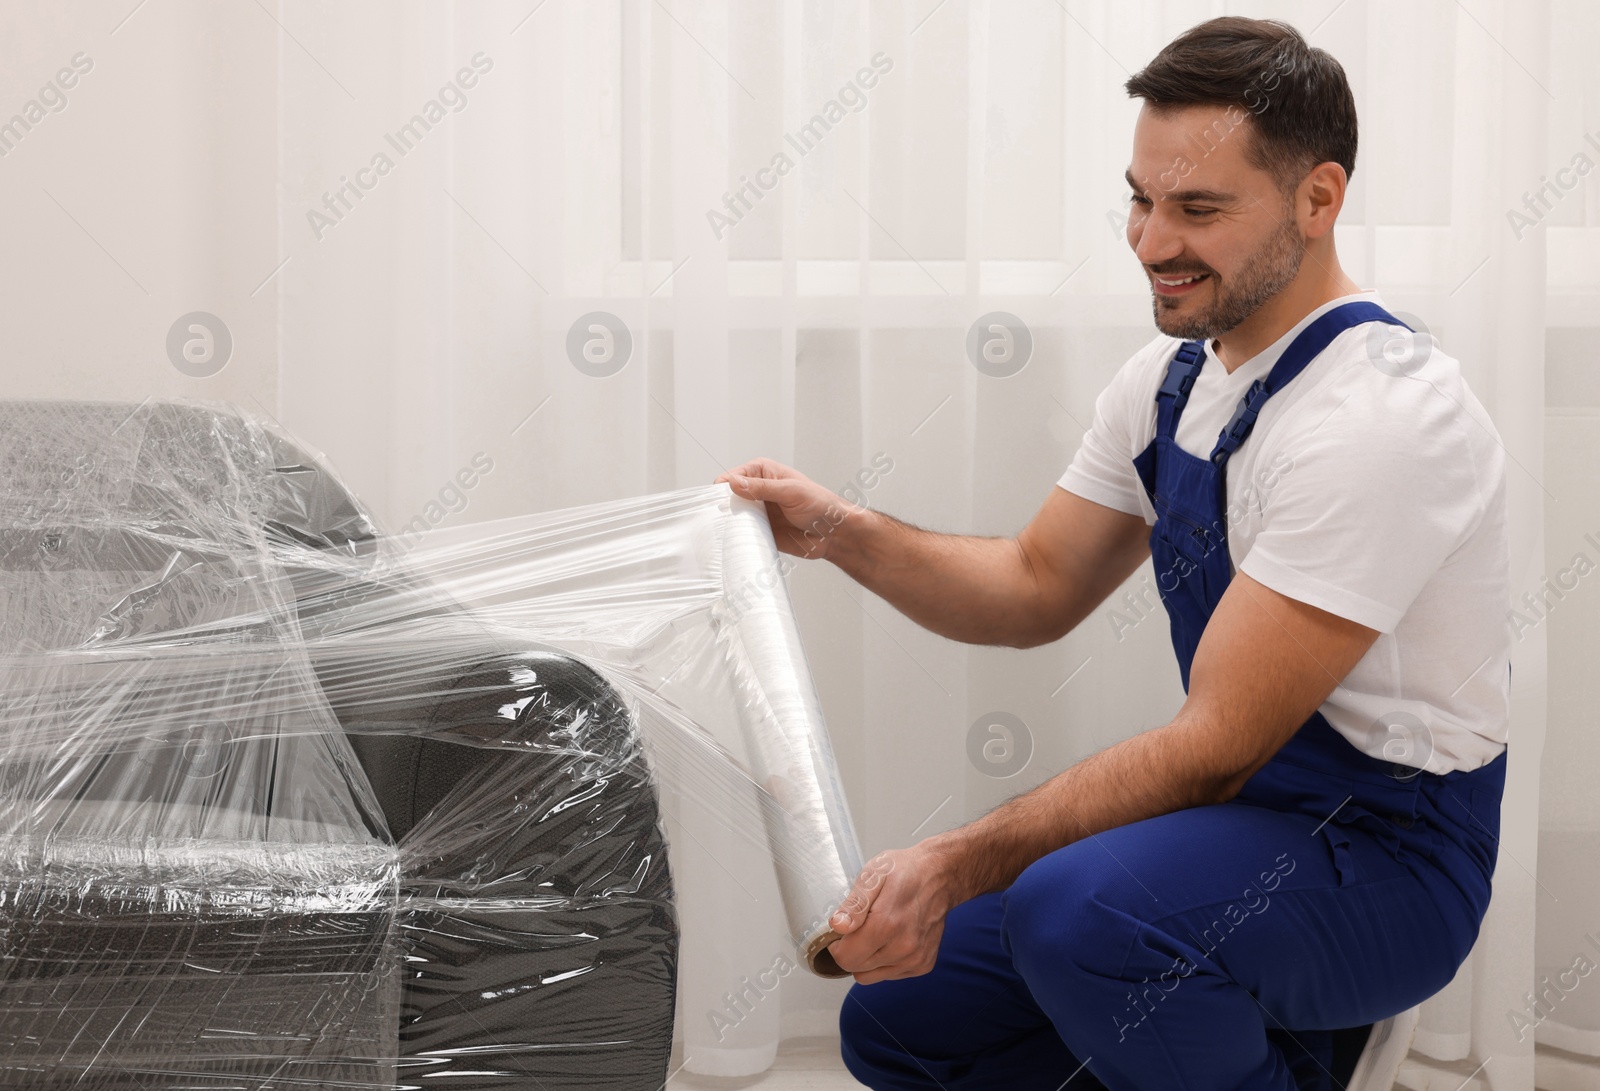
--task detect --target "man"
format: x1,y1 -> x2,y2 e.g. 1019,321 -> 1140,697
715,16 -> 1509,1091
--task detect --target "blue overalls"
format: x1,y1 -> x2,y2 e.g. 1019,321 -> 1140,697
840,302 -> 1509,1091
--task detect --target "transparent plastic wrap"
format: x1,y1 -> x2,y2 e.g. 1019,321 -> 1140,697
0,400 -> 863,1088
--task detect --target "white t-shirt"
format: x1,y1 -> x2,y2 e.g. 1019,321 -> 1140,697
1058,292 -> 1510,774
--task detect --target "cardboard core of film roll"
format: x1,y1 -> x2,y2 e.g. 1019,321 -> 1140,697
806,928 -> 849,978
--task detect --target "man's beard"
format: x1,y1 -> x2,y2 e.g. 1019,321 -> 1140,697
1149,215 -> 1306,340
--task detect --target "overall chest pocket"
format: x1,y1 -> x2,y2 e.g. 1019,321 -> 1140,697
1154,497 -> 1221,568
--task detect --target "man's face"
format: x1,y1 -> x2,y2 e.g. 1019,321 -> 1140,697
1124,104 -> 1306,341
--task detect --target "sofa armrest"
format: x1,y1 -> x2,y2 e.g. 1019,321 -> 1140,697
304,632 -> 679,1091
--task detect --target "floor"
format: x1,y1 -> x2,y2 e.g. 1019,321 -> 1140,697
672,1036 -> 860,1090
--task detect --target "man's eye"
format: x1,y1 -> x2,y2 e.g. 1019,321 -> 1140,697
1128,194 -> 1151,207
1185,207 -> 1217,218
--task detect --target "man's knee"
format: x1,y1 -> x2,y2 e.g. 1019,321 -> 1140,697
1000,845 -> 1140,980
837,985 -> 875,1070
838,983 -> 915,1088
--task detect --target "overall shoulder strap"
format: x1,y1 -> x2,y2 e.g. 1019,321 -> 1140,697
1154,340 -> 1207,440
1209,302 -> 1411,465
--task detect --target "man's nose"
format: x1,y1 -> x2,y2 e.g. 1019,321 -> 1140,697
1132,206 -> 1184,267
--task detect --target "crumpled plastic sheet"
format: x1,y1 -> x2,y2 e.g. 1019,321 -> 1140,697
0,399 -> 862,1089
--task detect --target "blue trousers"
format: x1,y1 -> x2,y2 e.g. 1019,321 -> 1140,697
840,719 -> 1505,1091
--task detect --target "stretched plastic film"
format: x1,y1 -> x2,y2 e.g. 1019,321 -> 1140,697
0,399 -> 862,1089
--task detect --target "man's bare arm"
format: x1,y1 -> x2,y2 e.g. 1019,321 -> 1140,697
717,459 -> 1150,648
827,571 -> 1381,983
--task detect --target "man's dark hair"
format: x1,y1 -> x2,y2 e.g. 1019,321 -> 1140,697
1124,17 -> 1357,192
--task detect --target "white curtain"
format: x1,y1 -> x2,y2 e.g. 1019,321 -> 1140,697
6,1 -> 1597,1088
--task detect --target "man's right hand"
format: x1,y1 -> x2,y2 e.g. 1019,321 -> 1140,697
715,457 -> 1151,649
715,458 -> 864,561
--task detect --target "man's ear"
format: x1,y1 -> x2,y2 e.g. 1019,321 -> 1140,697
1299,161 -> 1347,240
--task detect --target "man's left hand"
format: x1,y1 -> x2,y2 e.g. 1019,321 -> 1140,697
827,845 -> 961,985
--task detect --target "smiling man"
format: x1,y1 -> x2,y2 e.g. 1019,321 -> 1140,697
716,16 -> 1510,1091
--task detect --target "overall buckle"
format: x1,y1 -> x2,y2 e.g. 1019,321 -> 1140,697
1212,380 -> 1271,462
1158,341 -> 1206,401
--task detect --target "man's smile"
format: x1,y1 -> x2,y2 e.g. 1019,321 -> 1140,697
1151,270 -> 1212,296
